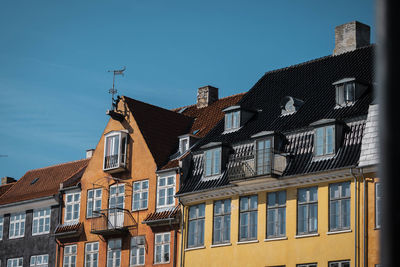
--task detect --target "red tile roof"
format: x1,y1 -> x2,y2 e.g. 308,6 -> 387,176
143,206 -> 180,223
0,183 -> 15,198
0,159 -> 89,205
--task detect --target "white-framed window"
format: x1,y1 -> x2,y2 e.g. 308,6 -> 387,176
179,137 -> 189,154
187,203 -> 205,248
65,192 -> 81,223
256,138 -> 272,175
9,212 -> 25,239
0,215 -> 3,240
7,258 -> 23,267
315,125 -> 335,156
204,147 -> 221,177
154,232 -> 170,264
107,239 -> 121,267
297,264 -> 317,267
32,207 -> 51,235
109,184 -> 125,228
85,242 -> 99,267
329,260 -> 350,267
157,176 -> 175,209
213,199 -> 231,244
267,190 -> 286,238
30,254 -> 49,267
104,131 -> 128,171
239,195 -> 258,241
375,182 -> 382,228
297,187 -> 318,235
225,110 -> 240,131
132,180 -> 148,211
63,244 -> 77,267
87,188 -> 102,218
130,236 -> 145,266
329,182 -> 351,231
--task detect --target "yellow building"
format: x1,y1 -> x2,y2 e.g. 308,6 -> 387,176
177,22 -> 379,267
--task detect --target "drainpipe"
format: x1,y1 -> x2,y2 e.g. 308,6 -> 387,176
178,198 -> 185,267
350,168 -> 358,267
360,167 -> 367,267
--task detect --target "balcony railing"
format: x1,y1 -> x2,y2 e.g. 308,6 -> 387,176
90,208 -> 137,237
226,148 -> 286,181
103,154 -> 126,173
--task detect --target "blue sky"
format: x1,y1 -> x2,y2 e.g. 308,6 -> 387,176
0,0 -> 375,179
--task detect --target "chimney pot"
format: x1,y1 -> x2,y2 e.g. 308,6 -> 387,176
197,85 -> 218,108
1,176 -> 16,185
333,21 -> 370,55
86,149 -> 95,159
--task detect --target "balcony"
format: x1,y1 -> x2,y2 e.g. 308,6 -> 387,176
226,148 -> 287,181
90,208 -> 137,238
103,131 -> 128,173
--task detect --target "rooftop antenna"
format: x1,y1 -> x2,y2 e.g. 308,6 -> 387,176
107,66 -> 126,110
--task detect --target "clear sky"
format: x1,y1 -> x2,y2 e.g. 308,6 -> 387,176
0,0 -> 375,179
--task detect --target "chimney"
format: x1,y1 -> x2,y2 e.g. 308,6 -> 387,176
333,21 -> 370,55
197,85 -> 218,109
86,149 -> 95,159
1,176 -> 16,185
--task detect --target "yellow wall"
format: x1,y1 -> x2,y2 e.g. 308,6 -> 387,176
182,179 -> 362,267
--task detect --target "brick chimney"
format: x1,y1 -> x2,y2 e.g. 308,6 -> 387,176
1,176 -> 16,185
197,85 -> 218,109
86,149 -> 95,159
333,21 -> 370,55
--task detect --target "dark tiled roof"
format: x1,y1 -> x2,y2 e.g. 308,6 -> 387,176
143,206 -> 180,224
123,96 -> 194,169
178,46 -> 375,195
0,183 -> 15,198
0,159 -> 89,205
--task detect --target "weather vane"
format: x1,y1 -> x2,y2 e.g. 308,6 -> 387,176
108,66 -> 126,110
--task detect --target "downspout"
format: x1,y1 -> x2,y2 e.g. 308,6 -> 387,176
350,167 -> 358,267
360,167 -> 367,267
56,191 -> 63,267
178,198 -> 185,267
173,228 -> 178,267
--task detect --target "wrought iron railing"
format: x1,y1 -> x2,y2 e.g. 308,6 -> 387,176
90,208 -> 136,235
104,154 -> 120,170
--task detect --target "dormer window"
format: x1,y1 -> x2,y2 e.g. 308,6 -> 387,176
281,96 -> 304,116
103,130 -> 128,172
179,137 -> 189,154
222,105 -> 255,133
333,78 -> 368,107
315,125 -> 335,156
204,147 -> 221,176
255,139 -> 272,175
225,110 -> 240,131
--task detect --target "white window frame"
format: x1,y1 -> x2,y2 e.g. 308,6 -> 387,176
154,232 -> 170,264
297,264 -> 317,267
157,175 -> 176,210
107,239 -> 122,267
130,236 -> 145,266
329,182 -> 351,231
375,182 -> 382,229
7,258 -> 23,267
314,125 -> 335,156
132,180 -> 148,211
225,110 -> 240,131
64,192 -> 81,224
204,147 -> 222,177
85,242 -> 99,267
297,187 -> 318,235
87,188 -> 102,218
239,195 -> 258,241
256,138 -> 272,175
179,137 -> 190,154
9,212 -> 26,239
267,190 -> 286,238
328,260 -> 350,267
30,254 -> 49,267
103,131 -> 128,171
32,207 -> 51,236
187,203 -> 205,248
213,199 -> 231,245
63,244 -> 77,267
0,215 -> 3,240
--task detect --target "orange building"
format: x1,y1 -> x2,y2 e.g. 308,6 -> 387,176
54,88 -> 244,267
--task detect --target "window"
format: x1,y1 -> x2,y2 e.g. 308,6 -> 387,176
63,245 -> 77,267
7,258 -> 23,267
225,110 -> 240,131
204,147 -> 221,176
375,182 -> 382,228
329,182 -> 351,231
180,137 -> 189,154
329,260 -> 350,267
256,139 -> 272,175
109,184 -> 125,228
267,191 -> 286,238
187,204 -> 205,248
213,199 -> 231,244
0,215 -> 3,240
239,195 -> 258,241
107,239 -> 121,267
32,207 -> 51,235
30,254 -> 49,267
297,187 -> 318,235
336,82 -> 355,105
315,125 -> 335,156
65,192 -> 81,223
132,180 -> 148,211
154,232 -> 170,264
104,131 -> 128,171
9,212 -> 25,239
297,264 -> 317,267
157,176 -> 175,209
85,242 -> 99,267
87,188 -> 102,218
130,236 -> 145,266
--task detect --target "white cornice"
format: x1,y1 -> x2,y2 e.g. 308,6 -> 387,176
0,196 -> 59,215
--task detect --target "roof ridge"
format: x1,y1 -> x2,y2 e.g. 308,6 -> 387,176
24,158 -> 89,174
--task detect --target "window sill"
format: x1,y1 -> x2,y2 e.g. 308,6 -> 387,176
185,246 -> 205,252
264,236 -> 288,242
326,229 -> 352,235
294,233 -> 319,239
236,239 -> 259,245
132,208 -> 148,212
211,243 -> 232,248
32,232 -> 50,236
